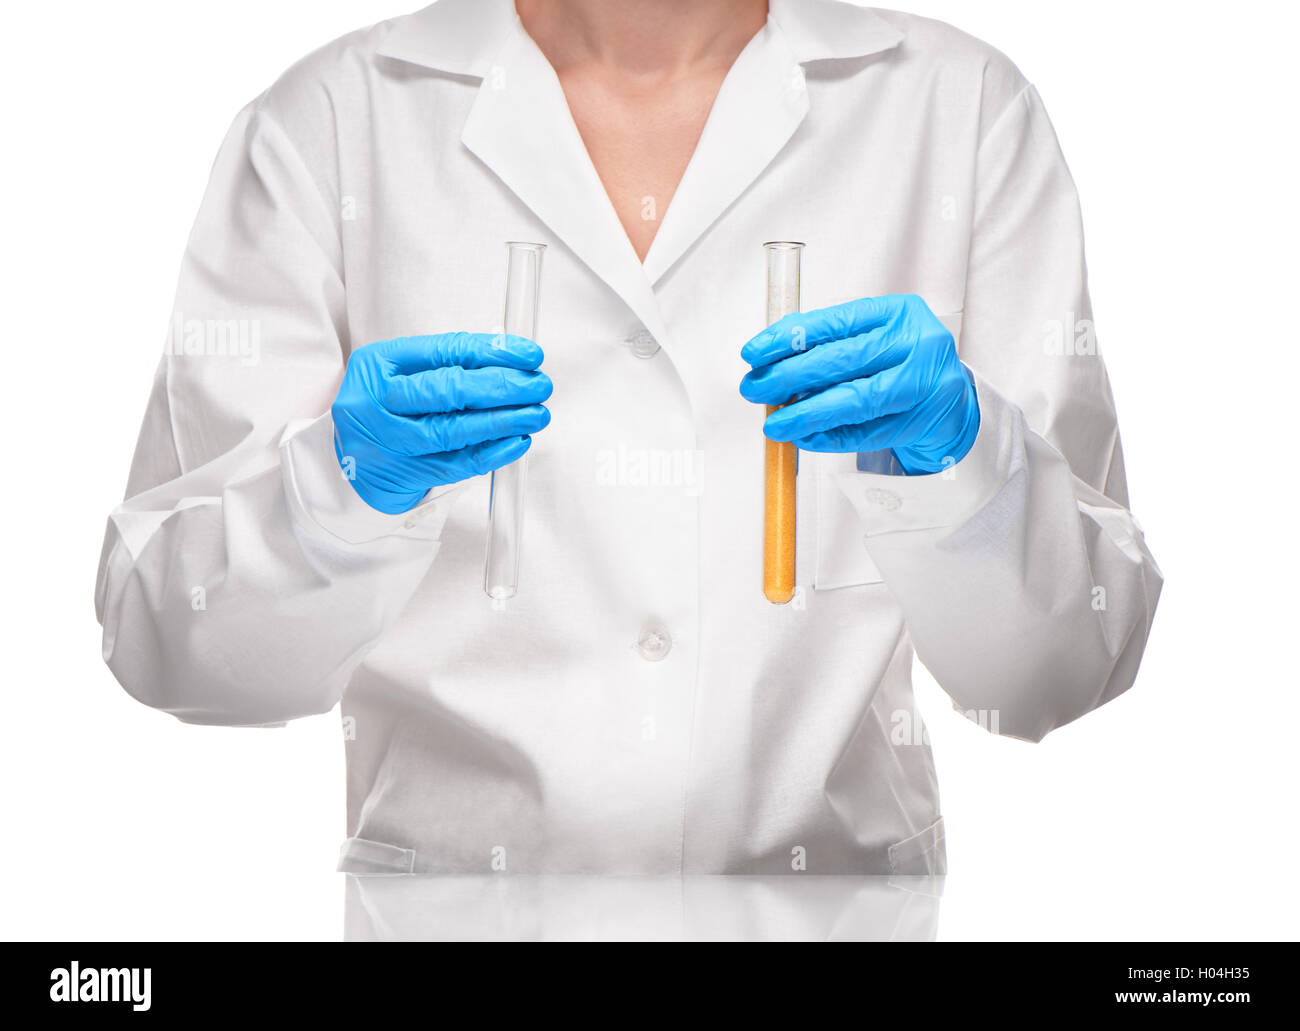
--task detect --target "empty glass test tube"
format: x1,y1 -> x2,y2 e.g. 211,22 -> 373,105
763,242 -> 804,604
484,241 -> 545,601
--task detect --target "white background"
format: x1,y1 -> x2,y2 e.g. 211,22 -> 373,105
1,0 -> 1296,940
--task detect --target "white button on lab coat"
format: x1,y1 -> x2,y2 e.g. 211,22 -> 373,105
95,0 -> 1162,874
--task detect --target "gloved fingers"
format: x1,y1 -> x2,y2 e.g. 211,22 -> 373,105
384,366 -> 553,415
763,363 -> 922,442
789,406 -> 930,453
373,333 -> 545,374
405,434 -> 534,484
793,376 -> 975,458
365,398 -> 543,456
741,295 -> 903,369
739,326 -> 903,405
412,404 -> 551,454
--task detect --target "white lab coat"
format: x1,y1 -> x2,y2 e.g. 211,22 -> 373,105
96,0 -> 1161,874
344,874 -> 942,941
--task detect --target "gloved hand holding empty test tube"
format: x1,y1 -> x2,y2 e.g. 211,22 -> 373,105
330,242 -> 550,602
330,320 -> 551,514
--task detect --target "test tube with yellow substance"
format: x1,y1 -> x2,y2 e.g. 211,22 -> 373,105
762,241 -> 803,604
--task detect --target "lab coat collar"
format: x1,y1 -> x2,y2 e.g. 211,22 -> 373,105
377,0 -> 519,79
377,0 -> 904,347
768,0 -> 905,63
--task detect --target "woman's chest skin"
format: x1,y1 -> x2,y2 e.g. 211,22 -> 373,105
558,67 -> 730,262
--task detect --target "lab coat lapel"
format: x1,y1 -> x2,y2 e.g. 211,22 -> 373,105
640,23 -> 808,286
461,22 -> 672,347
640,1 -> 905,285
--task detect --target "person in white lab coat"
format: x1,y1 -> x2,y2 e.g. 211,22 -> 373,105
96,0 -> 1162,874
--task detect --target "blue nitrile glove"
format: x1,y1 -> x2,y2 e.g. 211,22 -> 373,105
332,333 -> 553,514
739,294 -> 979,474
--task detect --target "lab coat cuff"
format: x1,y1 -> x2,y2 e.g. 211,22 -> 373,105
279,413 -> 460,545
832,372 -> 1018,536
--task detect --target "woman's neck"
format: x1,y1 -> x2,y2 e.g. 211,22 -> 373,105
515,0 -> 769,80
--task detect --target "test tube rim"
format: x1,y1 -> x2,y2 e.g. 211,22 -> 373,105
762,240 -> 806,249
505,241 -> 548,251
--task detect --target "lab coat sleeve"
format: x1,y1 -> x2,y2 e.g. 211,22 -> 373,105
836,84 -> 1162,742
95,101 -> 457,726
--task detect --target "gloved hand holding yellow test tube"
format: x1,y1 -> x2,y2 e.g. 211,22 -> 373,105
484,241 -> 546,601
762,241 -> 803,604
